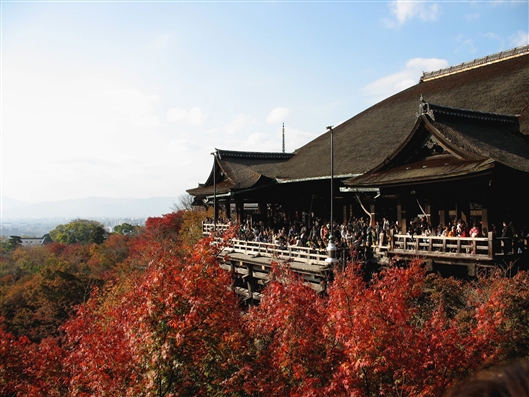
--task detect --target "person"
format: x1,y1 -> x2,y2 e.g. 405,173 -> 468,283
320,223 -> 329,241
444,360 -> 529,397
469,222 -> 480,238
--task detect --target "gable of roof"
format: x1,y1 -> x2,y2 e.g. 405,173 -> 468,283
377,103 -> 528,170
344,102 -> 529,188
428,106 -> 529,173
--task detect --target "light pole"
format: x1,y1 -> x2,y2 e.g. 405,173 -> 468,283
326,126 -> 338,264
211,151 -> 217,232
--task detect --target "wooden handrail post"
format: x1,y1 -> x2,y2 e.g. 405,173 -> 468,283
488,231 -> 495,259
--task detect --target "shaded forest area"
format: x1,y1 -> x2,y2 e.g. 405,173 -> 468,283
2,209 -> 529,397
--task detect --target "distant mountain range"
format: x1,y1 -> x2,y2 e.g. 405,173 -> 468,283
1,196 -> 178,219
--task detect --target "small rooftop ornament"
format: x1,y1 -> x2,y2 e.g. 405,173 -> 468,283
416,95 -> 435,121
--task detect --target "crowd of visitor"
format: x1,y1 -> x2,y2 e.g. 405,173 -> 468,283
205,214 -> 528,257
207,215 -> 399,261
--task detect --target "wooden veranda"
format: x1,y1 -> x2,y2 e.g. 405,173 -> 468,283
203,223 -> 529,300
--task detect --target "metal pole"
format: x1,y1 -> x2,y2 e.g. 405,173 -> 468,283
329,126 -> 334,227
211,151 -> 217,232
326,126 -> 338,264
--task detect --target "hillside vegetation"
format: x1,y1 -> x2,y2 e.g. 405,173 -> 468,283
1,210 -> 529,397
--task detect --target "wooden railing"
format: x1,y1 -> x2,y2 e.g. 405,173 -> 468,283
203,223 -> 329,266
204,223 -> 528,265
203,223 -> 231,234
227,239 -> 329,266
390,232 -> 527,261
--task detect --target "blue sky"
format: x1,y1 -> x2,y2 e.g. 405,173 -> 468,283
2,0 -> 528,203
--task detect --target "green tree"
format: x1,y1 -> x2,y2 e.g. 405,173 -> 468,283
49,219 -> 107,245
0,236 -> 22,252
113,223 -> 140,236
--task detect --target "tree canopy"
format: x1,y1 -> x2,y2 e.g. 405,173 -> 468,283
49,219 -> 107,245
112,223 -> 140,236
2,211 -> 529,396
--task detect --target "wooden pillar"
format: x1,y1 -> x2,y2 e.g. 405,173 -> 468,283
397,198 -> 407,234
370,204 -> 376,227
427,200 -> 441,229
456,201 -> 470,223
461,202 -> 470,223
439,209 -> 447,228
482,208 -> 490,235
236,201 -> 244,224
258,202 -> 267,225
454,202 -> 461,222
425,202 -> 432,225
225,198 -> 231,220
481,192 -> 493,234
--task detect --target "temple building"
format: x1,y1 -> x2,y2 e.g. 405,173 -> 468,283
188,45 -> 529,240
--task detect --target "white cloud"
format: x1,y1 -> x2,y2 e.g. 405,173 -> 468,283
239,132 -> 277,151
166,106 -> 206,126
230,126 -> 317,153
463,38 -> 478,54
223,114 -> 257,135
282,127 -> 318,152
362,57 -> 449,105
188,107 -> 206,126
166,136 -> 195,155
267,107 -> 291,123
385,1 -> 441,27
484,32 -> 501,41
511,30 -> 529,47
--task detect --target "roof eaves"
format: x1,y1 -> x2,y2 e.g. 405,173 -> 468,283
344,158 -> 496,188
277,174 -> 361,184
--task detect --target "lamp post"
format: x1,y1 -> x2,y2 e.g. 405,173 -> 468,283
326,126 -> 338,264
211,151 -> 217,232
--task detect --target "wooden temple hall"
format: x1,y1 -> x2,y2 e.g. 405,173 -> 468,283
188,45 -> 529,281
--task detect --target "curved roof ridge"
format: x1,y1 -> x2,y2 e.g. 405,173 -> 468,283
421,44 -> 529,82
427,103 -> 519,123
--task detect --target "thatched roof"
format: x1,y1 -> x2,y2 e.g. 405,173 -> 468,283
278,46 -> 529,181
188,46 -> 529,198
